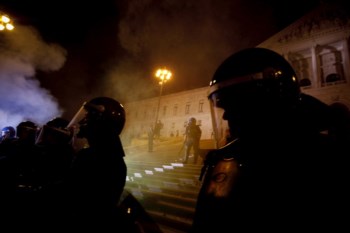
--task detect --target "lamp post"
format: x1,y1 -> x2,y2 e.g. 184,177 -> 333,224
0,13 -> 14,31
154,68 -> 172,138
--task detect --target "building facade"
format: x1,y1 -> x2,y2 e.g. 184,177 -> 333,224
122,2 -> 350,147
122,86 -> 213,144
259,2 -> 350,109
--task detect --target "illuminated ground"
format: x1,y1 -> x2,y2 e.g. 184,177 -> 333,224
123,137 -> 214,233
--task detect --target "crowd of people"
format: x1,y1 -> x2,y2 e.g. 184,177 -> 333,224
0,97 -> 161,232
0,117 -> 74,230
1,47 -> 349,232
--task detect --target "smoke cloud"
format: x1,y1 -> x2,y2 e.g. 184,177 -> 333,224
0,24 -> 66,129
1,0 -> 319,119
102,0 -> 276,103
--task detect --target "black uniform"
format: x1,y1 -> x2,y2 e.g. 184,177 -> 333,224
191,48 -> 349,232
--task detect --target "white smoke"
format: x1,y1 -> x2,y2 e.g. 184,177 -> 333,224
103,0 -> 276,103
0,24 -> 67,130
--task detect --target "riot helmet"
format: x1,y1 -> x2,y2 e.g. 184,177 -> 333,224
68,97 -> 126,148
16,121 -> 38,144
1,126 -> 16,141
208,47 -> 301,148
16,121 -> 37,134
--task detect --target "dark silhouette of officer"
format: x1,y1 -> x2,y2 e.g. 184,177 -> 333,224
66,97 -> 128,232
183,117 -> 202,164
154,120 -> 163,139
191,48 -> 348,232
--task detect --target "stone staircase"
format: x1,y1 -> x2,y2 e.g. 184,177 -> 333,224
125,160 -> 203,233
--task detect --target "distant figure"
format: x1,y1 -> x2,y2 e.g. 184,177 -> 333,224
147,125 -> 154,152
66,97 -> 127,232
183,117 -> 201,164
154,120 -> 163,139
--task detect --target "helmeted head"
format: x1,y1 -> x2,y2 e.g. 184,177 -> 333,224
208,48 -> 301,147
188,117 -> 196,126
1,126 -> 16,140
68,97 -> 125,148
16,121 -> 38,144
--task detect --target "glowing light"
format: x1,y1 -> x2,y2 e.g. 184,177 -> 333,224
153,67 -> 173,146
155,68 -> 172,85
1,15 -> 10,23
0,13 -> 14,31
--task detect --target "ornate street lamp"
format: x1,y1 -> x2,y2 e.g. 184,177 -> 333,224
154,68 -> 172,138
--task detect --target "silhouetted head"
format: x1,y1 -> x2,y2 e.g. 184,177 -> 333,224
208,47 -> 301,146
68,97 -> 126,147
188,117 -> 196,126
16,120 -> 38,143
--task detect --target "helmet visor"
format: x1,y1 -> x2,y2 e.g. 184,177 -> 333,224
209,98 -> 231,149
35,124 -> 72,145
67,104 -> 89,151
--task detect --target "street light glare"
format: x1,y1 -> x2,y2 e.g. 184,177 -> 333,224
155,68 -> 172,84
1,15 -> 10,23
0,13 -> 14,31
153,67 -> 173,143
5,23 -> 14,30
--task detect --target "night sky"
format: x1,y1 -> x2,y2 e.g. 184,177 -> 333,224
0,0 -> 327,127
